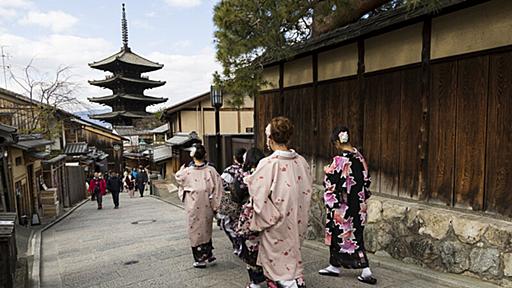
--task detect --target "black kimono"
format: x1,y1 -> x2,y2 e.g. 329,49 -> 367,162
323,148 -> 371,269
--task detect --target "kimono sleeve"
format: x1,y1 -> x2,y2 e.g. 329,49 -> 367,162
209,169 -> 224,212
245,160 -> 281,231
323,157 -> 345,209
175,166 -> 187,202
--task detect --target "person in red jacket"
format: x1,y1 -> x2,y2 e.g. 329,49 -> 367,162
88,172 -> 107,209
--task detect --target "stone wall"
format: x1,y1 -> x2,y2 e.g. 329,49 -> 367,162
305,184 -> 512,286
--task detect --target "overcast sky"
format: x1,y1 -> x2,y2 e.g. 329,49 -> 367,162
0,0 -> 220,112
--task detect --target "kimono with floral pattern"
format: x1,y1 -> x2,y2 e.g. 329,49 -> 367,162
245,150 -> 312,283
324,148 -> 371,269
175,162 -> 224,247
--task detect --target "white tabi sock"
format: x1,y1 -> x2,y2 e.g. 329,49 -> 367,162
328,265 -> 340,273
276,280 -> 298,288
361,267 -> 372,278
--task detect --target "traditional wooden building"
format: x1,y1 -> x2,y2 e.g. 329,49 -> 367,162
0,124 -> 17,213
88,4 -> 166,127
63,118 -> 125,173
9,135 -> 53,223
161,92 -> 254,139
256,0 -> 512,284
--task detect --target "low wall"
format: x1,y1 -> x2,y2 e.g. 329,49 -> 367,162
306,184 -> 512,286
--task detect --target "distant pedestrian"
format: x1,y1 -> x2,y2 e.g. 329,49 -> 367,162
88,172 -> 106,209
175,143 -> 223,268
131,167 -> 138,180
107,171 -> 123,209
124,169 -> 135,198
318,126 -> 376,285
218,147 -> 246,253
244,117 -> 312,288
137,166 -> 148,197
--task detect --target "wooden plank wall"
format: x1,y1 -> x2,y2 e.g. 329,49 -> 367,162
256,48 -> 512,217
486,51 -> 512,216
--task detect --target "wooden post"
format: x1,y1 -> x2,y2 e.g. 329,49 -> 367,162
312,53 -> 319,157
279,62 -> 284,115
357,39 -> 365,149
420,18 -> 432,201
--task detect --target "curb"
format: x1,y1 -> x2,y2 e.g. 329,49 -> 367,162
28,198 -> 89,288
304,237 -> 500,288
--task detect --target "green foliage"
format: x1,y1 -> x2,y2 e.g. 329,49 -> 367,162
213,0 -> 313,107
213,0 -> 440,106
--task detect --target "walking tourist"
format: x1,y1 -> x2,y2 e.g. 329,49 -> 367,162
124,169 -> 135,198
107,171 -> 123,209
318,126 -> 377,285
137,166 -> 148,197
175,143 -> 224,268
244,116 -> 313,288
88,172 -> 106,210
218,147 -> 246,253
235,147 -> 266,288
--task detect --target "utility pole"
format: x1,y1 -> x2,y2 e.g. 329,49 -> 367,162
1,46 -> 8,89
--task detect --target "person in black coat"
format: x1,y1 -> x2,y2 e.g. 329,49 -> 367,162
136,166 -> 149,197
107,171 -> 123,209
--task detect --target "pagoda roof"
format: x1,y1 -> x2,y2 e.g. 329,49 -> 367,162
89,75 -> 166,90
89,111 -> 152,120
88,93 -> 167,104
89,47 -> 163,72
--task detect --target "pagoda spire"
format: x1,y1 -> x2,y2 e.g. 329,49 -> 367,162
122,3 -> 129,49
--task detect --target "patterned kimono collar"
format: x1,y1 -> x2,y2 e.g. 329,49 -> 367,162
188,161 -> 210,169
271,149 -> 298,159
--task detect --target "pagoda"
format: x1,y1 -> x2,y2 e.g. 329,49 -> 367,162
88,4 -> 166,127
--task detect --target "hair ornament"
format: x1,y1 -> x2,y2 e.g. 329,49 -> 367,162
189,146 -> 197,157
338,131 -> 349,143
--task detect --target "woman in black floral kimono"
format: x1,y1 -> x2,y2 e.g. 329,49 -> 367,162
319,126 -> 377,285
219,148 -> 247,254
235,148 -> 265,288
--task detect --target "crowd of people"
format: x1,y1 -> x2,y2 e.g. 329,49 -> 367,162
175,116 -> 377,288
86,165 -> 150,210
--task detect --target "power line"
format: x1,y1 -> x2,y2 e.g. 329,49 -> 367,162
1,46 -> 8,89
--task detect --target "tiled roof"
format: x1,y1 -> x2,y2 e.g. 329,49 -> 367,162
89,111 -> 151,120
88,75 -> 165,89
89,47 -> 163,72
167,132 -> 199,146
265,0 -> 471,66
88,93 -> 166,104
64,142 -> 88,155
113,126 -> 153,137
0,123 -> 17,144
14,135 -> 53,150
150,123 -> 169,134
151,145 -> 173,162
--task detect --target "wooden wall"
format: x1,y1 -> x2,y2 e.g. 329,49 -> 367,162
256,0 -> 512,217
257,49 -> 512,217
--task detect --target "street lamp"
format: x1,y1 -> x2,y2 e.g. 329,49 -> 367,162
139,139 -> 147,152
138,139 -> 146,168
210,85 -> 223,170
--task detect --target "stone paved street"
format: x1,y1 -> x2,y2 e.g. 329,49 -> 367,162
41,193 -> 452,288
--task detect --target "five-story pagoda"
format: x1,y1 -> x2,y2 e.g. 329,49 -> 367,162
88,4 -> 166,127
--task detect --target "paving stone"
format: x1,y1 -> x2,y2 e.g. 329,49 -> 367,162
40,193 -> 454,288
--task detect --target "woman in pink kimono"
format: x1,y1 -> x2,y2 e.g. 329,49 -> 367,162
245,116 -> 313,288
175,144 -> 224,268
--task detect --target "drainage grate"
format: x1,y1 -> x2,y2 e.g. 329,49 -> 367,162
131,219 -> 156,225
123,260 -> 139,265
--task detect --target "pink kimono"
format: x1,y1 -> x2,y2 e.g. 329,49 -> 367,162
245,150 -> 313,283
175,163 -> 223,261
